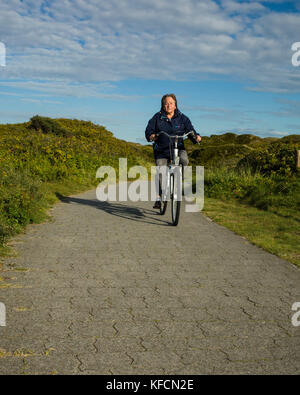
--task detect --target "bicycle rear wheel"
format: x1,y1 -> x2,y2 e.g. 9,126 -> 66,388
170,173 -> 181,226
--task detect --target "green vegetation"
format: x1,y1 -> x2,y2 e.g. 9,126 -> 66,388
204,168 -> 299,212
186,132 -> 300,266
186,131 -> 300,170
203,197 -> 299,266
202,166 -> 299,266
0,116 -> 152,252
0,116 -> 299,267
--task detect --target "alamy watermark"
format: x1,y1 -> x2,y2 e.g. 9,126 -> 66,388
96,158 -> 204,212
0,42 -> 6,67
291,42 -> 300,67
0,302 -> 6,326
291,302 -> 300,327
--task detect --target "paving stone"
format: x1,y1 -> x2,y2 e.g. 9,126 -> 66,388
0,186 -> 299,374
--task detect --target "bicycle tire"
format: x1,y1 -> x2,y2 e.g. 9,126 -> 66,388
159,166 -> 168,215
170,173 -> 181,226
181,163 -> 185,196
160,200 -> 168,215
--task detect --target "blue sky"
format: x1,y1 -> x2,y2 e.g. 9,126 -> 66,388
0,0 -> 300,143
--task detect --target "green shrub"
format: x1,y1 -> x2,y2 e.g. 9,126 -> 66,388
281,135 -> 300,144
190,144 -> 252,168
204,167 -> 299,211
0,165 -> 46,244
237,142 -> 300,176
236,134 -> 260,145
30,115 -> 71,137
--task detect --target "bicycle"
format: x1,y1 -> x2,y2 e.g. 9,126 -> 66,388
154,131 -> 198,226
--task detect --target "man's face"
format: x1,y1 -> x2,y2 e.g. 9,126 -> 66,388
164,97 -> 176,114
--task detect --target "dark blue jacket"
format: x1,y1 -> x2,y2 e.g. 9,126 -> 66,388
145,109 -> 199,159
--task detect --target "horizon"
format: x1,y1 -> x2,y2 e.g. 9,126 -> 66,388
1,115 -> 299,144
1,0 -> 300,143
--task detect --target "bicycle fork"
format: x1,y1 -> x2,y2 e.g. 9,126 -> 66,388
162,165 -> 182,201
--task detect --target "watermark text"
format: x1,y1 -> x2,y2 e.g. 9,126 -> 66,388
0,42 -> 6,67
291,302 -> 300,327
291,42 -> 300,67
96,158 -> 204,212
0,302 -> 6,326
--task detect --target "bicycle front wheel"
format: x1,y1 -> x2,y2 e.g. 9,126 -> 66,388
170,173 -> 181,226
160,200 -> 168,215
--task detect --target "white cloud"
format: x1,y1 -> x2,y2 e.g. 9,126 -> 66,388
0,0 -> 300,95
0,80 -> 141,100
220,0 -> 267,14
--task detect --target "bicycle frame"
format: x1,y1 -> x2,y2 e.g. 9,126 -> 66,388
156,130 -> 195,187
154,131 -> 196,224
155,130 -> 196,162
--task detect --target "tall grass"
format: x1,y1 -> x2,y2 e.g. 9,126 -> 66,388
203,165 -> 300,266
204,166 -> 299,212
0,164 -> 46,245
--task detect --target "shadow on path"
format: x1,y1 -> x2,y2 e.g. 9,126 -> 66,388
56,193 -> 171,226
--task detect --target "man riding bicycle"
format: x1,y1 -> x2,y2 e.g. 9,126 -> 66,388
145,93 -> 201,209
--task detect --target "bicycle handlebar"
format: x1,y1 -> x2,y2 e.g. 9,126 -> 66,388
155,130 -> 200,144
155,130 -> 194,138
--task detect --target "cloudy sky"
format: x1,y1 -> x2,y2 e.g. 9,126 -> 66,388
0,0 -> 300,142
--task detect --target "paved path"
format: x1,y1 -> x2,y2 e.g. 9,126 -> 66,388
0,186 -> 299,374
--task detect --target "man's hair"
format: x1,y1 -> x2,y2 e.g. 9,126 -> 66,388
161,94 -> 177,111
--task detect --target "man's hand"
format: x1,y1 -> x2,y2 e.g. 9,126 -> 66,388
196,135 -> 202,143
149,134 -> 156,142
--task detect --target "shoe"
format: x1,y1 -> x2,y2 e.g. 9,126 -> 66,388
153,200 -> 161,209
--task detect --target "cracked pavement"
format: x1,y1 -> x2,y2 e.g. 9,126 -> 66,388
0,186 -> 300,374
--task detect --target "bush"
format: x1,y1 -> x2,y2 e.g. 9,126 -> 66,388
0,165 -> 46,244
237,142 -> 300,176
236,134 -> 260,145
204,167 -> 300,211
30,115 -> 71,137
190,144 -> 252,168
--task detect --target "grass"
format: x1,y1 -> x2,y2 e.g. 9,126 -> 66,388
0,349 -> 35,358
203,197 -> 300,267
199,165 -> 299,267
